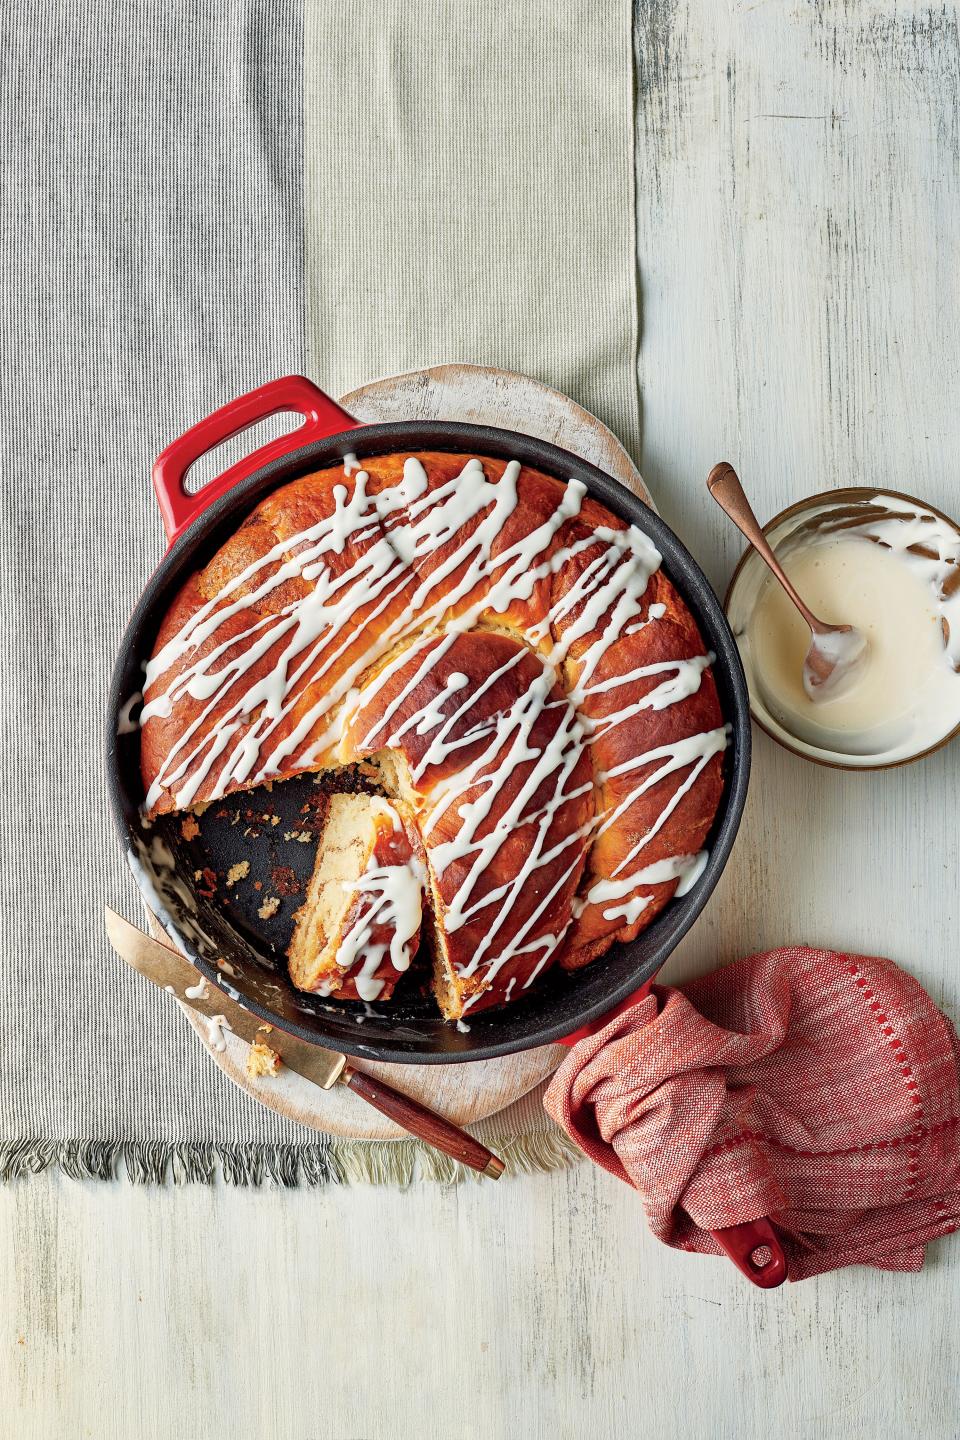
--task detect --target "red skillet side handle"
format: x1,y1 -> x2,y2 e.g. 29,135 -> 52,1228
152,374 -> 361,546
557,979 -> 656,1047
709,1218 -> 788,1288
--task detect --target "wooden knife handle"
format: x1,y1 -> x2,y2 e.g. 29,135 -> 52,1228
343,1066 -> 505,1178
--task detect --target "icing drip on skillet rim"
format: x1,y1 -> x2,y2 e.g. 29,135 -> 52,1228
139,453 -> 728,1011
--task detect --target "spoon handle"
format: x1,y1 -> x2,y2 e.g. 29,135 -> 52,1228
707,463 -> 823,634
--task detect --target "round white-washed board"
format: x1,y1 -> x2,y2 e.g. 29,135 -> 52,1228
178,363 -> 652,1139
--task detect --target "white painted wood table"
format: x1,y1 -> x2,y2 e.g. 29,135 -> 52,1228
4,5 -> 959,1437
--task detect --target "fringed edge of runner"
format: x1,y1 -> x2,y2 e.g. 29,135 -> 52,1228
0,1130 -> 581,1187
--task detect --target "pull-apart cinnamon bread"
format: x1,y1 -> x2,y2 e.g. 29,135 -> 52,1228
140,453 -> 725,1019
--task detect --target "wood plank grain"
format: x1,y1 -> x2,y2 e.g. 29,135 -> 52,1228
1,1163 -> 957,1439
635,0 -> 960,1034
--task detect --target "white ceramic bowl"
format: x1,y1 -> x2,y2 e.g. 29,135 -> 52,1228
725,486 -> 960,770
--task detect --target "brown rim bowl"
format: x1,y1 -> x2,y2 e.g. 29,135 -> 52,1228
724,485 -> 960,771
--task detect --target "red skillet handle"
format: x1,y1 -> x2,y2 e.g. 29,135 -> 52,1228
709,1218 -> 788,1288
557,979 -> 656,1047
152,374 -> 361,545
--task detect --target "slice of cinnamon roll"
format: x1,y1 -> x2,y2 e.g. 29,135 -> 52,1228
288,794 -> 425,1003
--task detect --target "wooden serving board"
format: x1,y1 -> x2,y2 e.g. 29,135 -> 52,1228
180,363 -> 652,1139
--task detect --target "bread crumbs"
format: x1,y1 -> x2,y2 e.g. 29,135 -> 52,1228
257,895 -> 280,920
246,1034 -> 281,1078
226,860 -> 250,887
180,816 -> 200,841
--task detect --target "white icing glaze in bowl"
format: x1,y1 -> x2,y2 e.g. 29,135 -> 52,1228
726,488 -> 960,769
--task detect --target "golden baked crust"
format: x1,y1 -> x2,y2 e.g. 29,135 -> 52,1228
140,452 -> 725,1016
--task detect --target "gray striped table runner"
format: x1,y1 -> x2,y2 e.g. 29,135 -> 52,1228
1,0 -> 638,1183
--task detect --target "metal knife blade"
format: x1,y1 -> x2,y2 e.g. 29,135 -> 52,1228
104,906 -> 347,1090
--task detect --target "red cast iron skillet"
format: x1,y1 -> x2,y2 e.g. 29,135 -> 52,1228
108,377 -> 785,1287
107,375 -> 751,1063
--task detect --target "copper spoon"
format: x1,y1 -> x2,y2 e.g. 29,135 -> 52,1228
707,462 -> 868,700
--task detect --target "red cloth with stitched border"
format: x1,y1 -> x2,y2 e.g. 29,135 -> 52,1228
544,948 -> 960,1279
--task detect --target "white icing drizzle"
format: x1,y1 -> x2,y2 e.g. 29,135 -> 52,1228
578,851 -> 710,925
205,1014 -> 232,1052
863,494 -> 960,668
184,976 -> 209,1001
336,822 -> 427,1002
141,453 -> 727,1005
127,840 -> 216,957
598,726 -> 729,877
367,794 -> 402,832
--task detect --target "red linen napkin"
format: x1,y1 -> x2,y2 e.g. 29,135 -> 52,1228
544,947 -> 960,1279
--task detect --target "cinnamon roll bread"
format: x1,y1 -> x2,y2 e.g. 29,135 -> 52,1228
140,452 -> 726,1018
